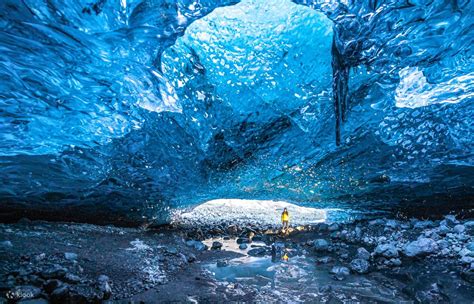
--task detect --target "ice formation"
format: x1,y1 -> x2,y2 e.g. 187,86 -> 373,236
0,0 -> 472,224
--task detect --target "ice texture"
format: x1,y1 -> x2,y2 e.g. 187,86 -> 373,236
0,0 -> 472,224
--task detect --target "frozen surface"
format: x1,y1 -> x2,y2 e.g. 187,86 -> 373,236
0,0 -> 473,223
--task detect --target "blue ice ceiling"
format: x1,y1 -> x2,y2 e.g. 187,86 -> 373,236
0,0 -> 472,224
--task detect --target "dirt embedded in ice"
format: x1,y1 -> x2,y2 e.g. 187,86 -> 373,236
172,199 -> 330,227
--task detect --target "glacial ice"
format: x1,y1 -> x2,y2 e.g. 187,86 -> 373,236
0,0 -> 472,224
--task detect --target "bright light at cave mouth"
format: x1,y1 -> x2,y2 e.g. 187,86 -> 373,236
172,199 -> 328,226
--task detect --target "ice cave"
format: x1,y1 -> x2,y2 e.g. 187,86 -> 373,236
0,0 -> 473,302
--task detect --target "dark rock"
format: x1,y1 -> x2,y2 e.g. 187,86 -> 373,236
239,243 -> 248,250
64,273 -> 81,284
369,174 -> 390,183
328,223 -> 340,232
41,266 -> 67,279
350,259 -> 370,274
247,247 -> 267,257
317,223 -> 329,232
461,268 -> 474,283
50,285 -> 70,304
236,238 -> 250,244
211,241 -> 223,250
43,279 -> 62,294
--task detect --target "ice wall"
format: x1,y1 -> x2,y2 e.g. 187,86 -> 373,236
0,0 -> 472,224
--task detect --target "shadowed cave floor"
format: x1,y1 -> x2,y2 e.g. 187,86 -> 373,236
1,213 -> 474,303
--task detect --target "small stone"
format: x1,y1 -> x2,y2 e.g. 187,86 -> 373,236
330,266 -> 350,280
453,224 -> 465,234
313,239 -> 329,252
350,259 -> 370,274
404,237 -> 438,257
236,238 -> 250,244
239,244 -> 248,250
357,247 -> 371,260
211,241 -> 222,250
64,252 -> 78,261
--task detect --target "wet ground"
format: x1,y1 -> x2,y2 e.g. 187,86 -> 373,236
1,214 -> 474,303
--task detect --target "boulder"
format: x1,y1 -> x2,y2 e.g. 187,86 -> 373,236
313,239 -> 329,252
404,237 -> 438,257
350,259 -> 370,274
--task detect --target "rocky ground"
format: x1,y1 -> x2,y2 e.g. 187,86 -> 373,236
0,214 -> 473,303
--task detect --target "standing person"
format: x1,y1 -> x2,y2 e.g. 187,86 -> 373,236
281,208 -> 289,233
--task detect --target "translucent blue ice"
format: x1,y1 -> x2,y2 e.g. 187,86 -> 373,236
0,0 -> 472,223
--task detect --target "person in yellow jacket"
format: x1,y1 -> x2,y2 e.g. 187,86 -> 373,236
281,208 -> 289,232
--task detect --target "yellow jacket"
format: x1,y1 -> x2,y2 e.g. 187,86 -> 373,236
281,212 -> 289,222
